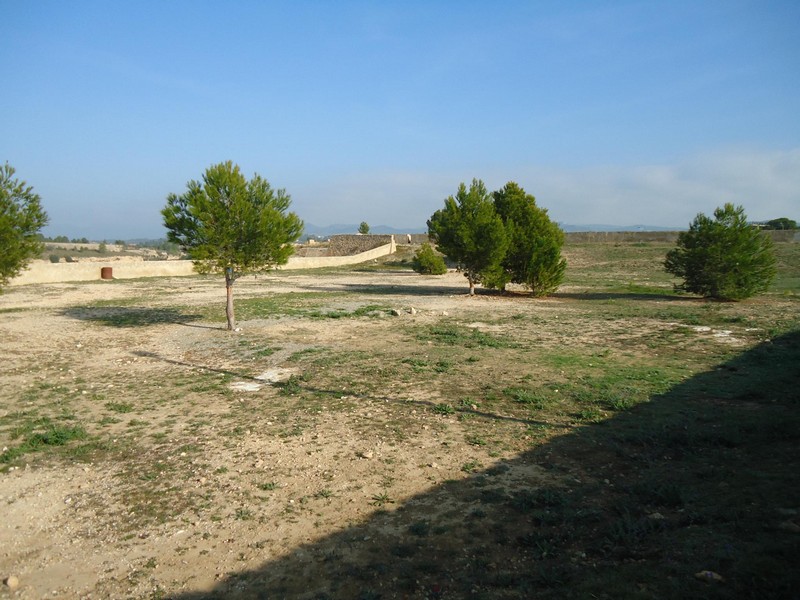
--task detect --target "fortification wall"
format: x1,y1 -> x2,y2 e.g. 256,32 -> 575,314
10,243 -> 397,286
564,230 -> 798,244
327,235 -> 394,256
282,242 -> 395,269
10,260 -> 196,285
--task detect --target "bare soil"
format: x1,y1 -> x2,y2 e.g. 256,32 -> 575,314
0,271 -> 554,598
2,262 -> 797,599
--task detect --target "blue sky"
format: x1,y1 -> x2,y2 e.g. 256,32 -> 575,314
2,1 -> 798,239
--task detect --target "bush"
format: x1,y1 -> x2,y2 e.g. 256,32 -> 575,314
48,254 -> 60,263
412,243 -> 447,275
664,203 -> 776,300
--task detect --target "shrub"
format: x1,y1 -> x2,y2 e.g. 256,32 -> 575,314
412,243 -> 447,275
664,203 -> 776,300
48,254 -> 60,263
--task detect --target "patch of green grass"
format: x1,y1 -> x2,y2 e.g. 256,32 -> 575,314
1,424 -> 89,464
461,460 -> 482,473
308,304 -> 392,319
503,387 -> 552,409
418,324 -> 517,348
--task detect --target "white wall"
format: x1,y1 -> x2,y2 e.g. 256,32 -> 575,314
9,242 -> 397,286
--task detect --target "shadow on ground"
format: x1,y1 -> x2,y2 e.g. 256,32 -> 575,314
552,291 -> 699,302
170,331 -> 799,600
62,306 -> 207,328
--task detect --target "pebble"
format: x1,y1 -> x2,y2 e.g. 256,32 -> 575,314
4,575 -> 19,590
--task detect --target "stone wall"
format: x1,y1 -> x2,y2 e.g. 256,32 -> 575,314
327,235 -> 395,256
565,231 -> 680,243
10,243 -> 397,286
564,230 -> 798,244
10,260 -> 197,285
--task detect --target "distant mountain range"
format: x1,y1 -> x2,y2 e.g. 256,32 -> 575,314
558,224 -> 681,233
302,223 -> 682,237
124,223 -> 682,245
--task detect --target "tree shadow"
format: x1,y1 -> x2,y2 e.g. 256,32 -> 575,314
301,282 -> 502,298
552,291 -> 701,302
62,306 -> 208,328
167,330 -> 800,599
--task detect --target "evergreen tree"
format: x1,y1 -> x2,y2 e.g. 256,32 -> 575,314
427,179 -> 507,295
162,161 -> 303,329
665,203 -> 776,300
490,182 -> 566,296
0,163 -> 48,289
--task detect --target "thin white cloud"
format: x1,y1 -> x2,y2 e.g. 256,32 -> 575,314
292,147 -> 800,229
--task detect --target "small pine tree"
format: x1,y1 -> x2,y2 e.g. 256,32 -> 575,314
0,163 -> 49,289
162,161 -> 303,330
358,221 -> 370,235
412,243 -> 448,275
665,203 -> 776,300
491,182 -> 566,296
428,179 -> 508,295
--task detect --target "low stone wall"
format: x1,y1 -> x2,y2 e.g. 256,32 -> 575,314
328,235 -> 394,256
10,243 -> 397,286
10,260 -> 197,285
564,230 -> 798,244
282,242 -> 395,269
565,231 -> 681,243
403,234 -> 431,245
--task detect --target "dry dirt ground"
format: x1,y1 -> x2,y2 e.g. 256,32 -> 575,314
0,270 -> 568,599
2,264 -> 796,600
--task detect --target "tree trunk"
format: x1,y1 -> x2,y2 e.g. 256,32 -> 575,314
225,272 -> 235,330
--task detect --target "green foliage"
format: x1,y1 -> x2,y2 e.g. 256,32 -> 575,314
764,217 -> 797,230
489,182 -> 566,296
428,179 -> 565,296
1,424 -> 88,464
665,203 -> 777,300
358,221 -> 370,234
48,254 -> 60,263
0,163 -> 49,289
162,161 -> 303,328
411,243 -> 447,275
427,179 -> 508,295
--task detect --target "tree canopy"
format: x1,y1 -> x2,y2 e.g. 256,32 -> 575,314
664,203 -> 776,301
162,161 -> 303,329
427,179 -> 508,295
764,217 -> 797,230
427,179 -> 566,296
0,162 -> 48,289
489,182 -> 566,296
